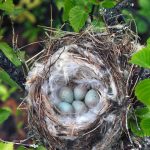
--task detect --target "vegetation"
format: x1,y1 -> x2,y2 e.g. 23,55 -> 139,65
0,0 -> 150,149
129,39 -> 150,137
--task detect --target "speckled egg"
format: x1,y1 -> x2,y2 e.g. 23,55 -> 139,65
74,86 -> 87,100
84,89 -> 99,108
72,101 -> 88,115
58,102 -> 74,114
59,86 -> 74,103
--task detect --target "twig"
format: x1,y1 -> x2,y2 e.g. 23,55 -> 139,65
0,138 -> 38,148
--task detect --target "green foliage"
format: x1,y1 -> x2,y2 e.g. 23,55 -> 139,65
0,69 -> 21,101
140,118 -> 150,136
89,0 -> 100,5
36,145 -> 47,150
0,42 -> 22,100
135,107 -> 150,119
139,0 -> 150,12
129,38 -> 150,137
0,42 -> 22,67
101,0 -> 116,8
135,79 -> 150,106
0,83 -> 16,101
57,0 -> 117,32
129,118 -> 145,137
0,107 -> 11,124
22,23 -> 41,42
0,0 -> 14,14
63,0 -> 75,21
62,0 -> 92,32
136,0 -> 150,34
69,6 -> 89,32
0,69 -> 20,89
130,45 -> 150,69
0,142 -> 13,150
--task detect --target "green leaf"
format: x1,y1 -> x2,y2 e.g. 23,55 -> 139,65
130,47 -> 150,69
140,118 -> 150,136
0,84 -> 9,101
12,8 -> 25,16
63,0 -> 75,21
89,0 -> 100,5
69,6 -> 88,32
135,107 -> 150,119
136,18 -> 148,33
0,42 -> 21,67
0,107 -> 11,124
147,38 -> 150,46
0,142 -> 13,150
16,146 -> 26,150
139,0 -> 150,10
135,79 -> 150,106
0,0 -> 14,14
36,145 -> 47,150
75,0 -> 92,13
129,119 -> 145,137
101,0 -> 116,8
0,69 -> 21,89
16,51 -> 26,62
55,0 -> 64,10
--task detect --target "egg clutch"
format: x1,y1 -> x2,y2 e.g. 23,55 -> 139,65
56,86 -> 100,115
25,28 -> 135,149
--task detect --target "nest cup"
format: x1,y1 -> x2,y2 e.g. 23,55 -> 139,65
26,27 -> 137,150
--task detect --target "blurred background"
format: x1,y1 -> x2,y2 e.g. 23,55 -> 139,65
0,0 -> 150,149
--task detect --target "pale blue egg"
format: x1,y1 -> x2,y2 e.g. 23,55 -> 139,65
84,89 -> 99,108
59,87 -> 74,103
74,86 -> 87,100
58,102 -> 74,114
72,101 -> 88,115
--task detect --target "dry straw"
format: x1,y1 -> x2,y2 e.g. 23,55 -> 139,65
25,24 -> 139,150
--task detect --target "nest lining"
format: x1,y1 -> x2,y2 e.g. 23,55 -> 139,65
26,28 -> 138,150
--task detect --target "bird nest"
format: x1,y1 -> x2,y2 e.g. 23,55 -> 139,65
25,27 -> 138,150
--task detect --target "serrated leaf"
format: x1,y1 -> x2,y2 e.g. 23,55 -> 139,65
63,0 -> 75,21
69,6 -> 88,32
130,47 -> 150,68
140,118 -> 150,136
0,69 -> 21,89
0,0 -> 14,13
0,42 -> 21,67
135,79 -> 150,106
0,107 -> 11,124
